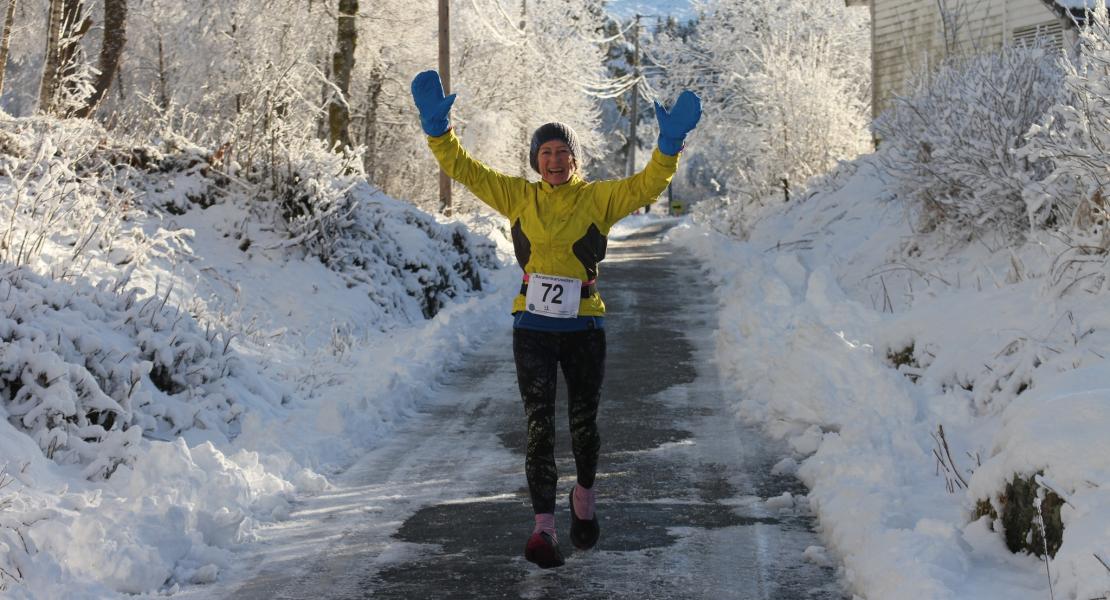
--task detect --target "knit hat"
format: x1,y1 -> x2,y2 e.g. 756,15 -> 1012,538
529,122 -> 581,174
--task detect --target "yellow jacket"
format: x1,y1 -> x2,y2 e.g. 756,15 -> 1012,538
428,130 -> 678,316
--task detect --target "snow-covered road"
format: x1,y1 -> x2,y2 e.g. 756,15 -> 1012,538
182,221 -> 843,599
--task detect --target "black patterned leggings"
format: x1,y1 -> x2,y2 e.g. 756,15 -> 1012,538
512,327 -> 605,515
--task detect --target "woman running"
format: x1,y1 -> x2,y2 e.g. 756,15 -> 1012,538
411,69 -> 701,568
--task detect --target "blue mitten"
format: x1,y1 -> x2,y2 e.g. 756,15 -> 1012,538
655,90 -> 702,156
410,70 -> 457,137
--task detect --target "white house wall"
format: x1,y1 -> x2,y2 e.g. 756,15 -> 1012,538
1007,0 -> 1059,30
871,0 -> 1058,116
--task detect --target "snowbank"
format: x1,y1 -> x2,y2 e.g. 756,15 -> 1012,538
0,118 -> 513,597
670,154 -> 1110,599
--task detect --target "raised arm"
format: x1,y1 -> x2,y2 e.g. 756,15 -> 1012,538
410,70 -> 527,217
595,90 -> 703,225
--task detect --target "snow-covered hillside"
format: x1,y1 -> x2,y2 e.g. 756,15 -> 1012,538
669,155 -> 1110,599
0,118 -> 516,598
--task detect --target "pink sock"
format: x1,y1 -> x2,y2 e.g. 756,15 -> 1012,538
533,513 -> 556,541
573,484 -> 596,520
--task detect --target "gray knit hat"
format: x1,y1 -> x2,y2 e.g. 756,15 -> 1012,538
529,122 -> 581,173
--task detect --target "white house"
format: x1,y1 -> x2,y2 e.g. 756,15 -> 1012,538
849,0 -> 1091,117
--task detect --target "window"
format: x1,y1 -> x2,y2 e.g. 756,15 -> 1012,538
1011,20 -> 1065,50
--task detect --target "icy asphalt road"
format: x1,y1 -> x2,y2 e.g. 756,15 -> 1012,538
190,221 -> 846,600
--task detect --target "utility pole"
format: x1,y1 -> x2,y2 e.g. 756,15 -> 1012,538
520,0 -> 529,176
438,0 -> 452,215
625,14 -> 641,177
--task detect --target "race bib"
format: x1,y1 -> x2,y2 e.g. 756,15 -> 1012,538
525,273 -> 582,319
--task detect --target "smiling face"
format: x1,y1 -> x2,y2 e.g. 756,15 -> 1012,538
536,140 -> 577,186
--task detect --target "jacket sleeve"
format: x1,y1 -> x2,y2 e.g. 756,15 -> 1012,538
426,130 -> 528,218
591,148 -> 679,227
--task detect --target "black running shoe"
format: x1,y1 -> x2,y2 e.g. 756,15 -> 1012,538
569,488 -> 600,551
524,531 -> 565,568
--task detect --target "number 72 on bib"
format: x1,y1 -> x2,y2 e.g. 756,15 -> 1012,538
524,273 -> 582,319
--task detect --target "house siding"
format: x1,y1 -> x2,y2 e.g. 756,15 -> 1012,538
870,0 -> 1059,116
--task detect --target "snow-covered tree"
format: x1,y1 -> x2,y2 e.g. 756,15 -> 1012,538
328,0 -> 357,151
652,0 -> 871,234
382,0 -> 611,213
454,0 -> 607,171
37,0 -> 65,113
0,0 -> 613,216
591,15 -> 694,183
73,0 -> 126,119
0,0 -> 18,97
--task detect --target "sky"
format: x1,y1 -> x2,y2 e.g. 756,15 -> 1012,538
606,0 -> 697,21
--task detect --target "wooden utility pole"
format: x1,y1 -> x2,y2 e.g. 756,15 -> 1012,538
438,0 -> 452,215
625,14 -> 641,177
520,0 -> 529,176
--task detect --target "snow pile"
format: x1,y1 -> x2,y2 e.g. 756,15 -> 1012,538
968,367 -> 1110,599
1,437 -> 294,597
671,151 -> 1110,598
0,117 -> 509,597
0,265 -> 284,479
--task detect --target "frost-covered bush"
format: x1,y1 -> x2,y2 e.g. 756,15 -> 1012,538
0,266 -> 284,479
176,139 -> 498,322
688,157 -> 867,241
336,189 -> 497,320
263,150 -> 498,320
689,194 -> 748,239
247,143 -> 499,322
1021,7 -> 1110,295
261,142 -> 363,256
0,119 -> 133,278
0,463 -> 29,593
0,118 -> 232,282
0,119 -> 282,480
113,102 -> 500,323
1022,6 -> 1110,213
972,472 -> 1064,558
3,117 -> 498,324
875,46 -> 1064,236
0,112 -> 497,480
97,133 -> 234,217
